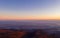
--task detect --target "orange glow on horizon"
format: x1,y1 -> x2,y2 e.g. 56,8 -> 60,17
0,16 -> 60,20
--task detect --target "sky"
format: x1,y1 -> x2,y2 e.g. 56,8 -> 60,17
0,0 -> 60,20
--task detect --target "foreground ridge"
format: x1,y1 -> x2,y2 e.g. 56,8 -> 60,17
0,29 -> 60,38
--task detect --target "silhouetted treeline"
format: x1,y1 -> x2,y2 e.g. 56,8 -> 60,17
0,29 -> 60,38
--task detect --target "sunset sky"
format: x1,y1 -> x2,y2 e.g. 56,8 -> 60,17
0,0 -> 60,20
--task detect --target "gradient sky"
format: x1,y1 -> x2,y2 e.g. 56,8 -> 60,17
0,0 -> 60,20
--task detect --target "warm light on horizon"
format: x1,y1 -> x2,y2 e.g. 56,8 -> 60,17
0,15 -> 60,20
0,0 -> 60,21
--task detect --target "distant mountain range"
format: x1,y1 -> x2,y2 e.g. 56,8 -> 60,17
0,21 -> 60,30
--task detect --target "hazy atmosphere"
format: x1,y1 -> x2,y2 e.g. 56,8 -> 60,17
0,0 -> 60,20
0,0 -> 60,38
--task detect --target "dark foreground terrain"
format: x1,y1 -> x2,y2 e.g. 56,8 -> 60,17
0,29 -> 60,38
